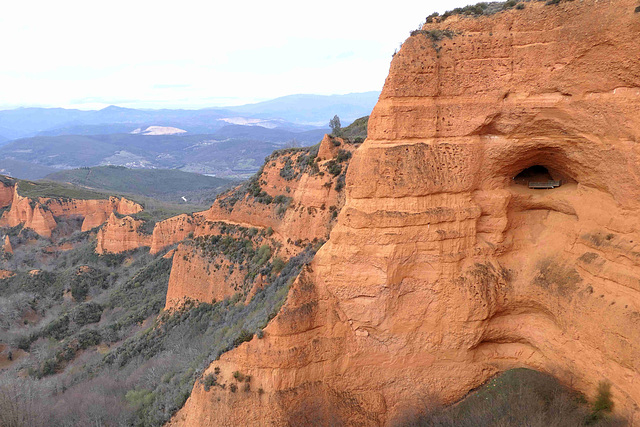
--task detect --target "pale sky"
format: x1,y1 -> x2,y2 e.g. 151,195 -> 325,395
0,0 -> 473,110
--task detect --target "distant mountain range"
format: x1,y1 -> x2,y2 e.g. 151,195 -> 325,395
0,91 -> 379,141
222,92 -> 380,125
0,92 -> 377,180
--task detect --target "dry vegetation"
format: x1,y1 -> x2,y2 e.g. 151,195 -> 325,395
402,369 -> 626,426
0,219 -> 317,426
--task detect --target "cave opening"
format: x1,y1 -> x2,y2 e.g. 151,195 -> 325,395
513,165 -> 562,189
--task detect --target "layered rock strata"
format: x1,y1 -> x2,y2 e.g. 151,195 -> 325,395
171,1 -> 640,425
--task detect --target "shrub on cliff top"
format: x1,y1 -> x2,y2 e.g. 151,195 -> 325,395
279,158 -> 296,180
326,160 -> 342,177
440,2 -> 489,20
233,329 -> 254,347
341,116 -> 368,142
435,0 -> 529,21
336,149 -> 352,163
411,29 -> 457,41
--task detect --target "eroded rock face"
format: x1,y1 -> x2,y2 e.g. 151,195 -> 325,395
103,140 -> 354,259
95,213 -> 151,254
0,188 -> 57,238
0,178 -> 15,208
150,214 -> 199,254
164,225 -> 272,310
163,142 -> 357,309
45,196 -> 143,232
171,1 -> 640,425
3,236 -> 12,255
0,182 -> 143,239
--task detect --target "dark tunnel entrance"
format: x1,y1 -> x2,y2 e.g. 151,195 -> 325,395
513,165 -> 562,189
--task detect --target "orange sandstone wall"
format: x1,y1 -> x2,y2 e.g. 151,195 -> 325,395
44,196 -> 143,232
203,138 -> 354,251
164,220 -> 288,310
0,179 -> 15,208
162,139 -> 357,309
171,1 -> 640,425
0,188 -> 57,238
95,213 -> 151,254
150,214 -> 199,254
164,244 -> 240,309
0,181 -> 143,239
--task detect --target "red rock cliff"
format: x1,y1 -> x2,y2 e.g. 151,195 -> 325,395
0,178 -> 16,208
203,141 -> 354,252
163,141 -> 358,309
0,182 -> 143,239
0,187 -> 57,238
170,1 -> 640,425
95,213 -> 151,254
150,214 -> 199,254
44,196 -> 142,231
102,139 -> 355,258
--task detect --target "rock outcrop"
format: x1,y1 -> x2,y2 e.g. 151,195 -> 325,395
150,214 -> 199,254
0,177 -> 16,208
0,188 -> 57,238
0,183 -> 143,239
163,142 -> 358,309
3,236 -> 12,255
95,213 -> 152,254
203,144 -> 354,252
165,224 -> 272,309
316,134 -> 342,161
44,196 -> 143,232
171,1 -> 640,425
99,140 -> 356,259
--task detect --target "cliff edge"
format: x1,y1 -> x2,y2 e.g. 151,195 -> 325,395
170,0 -> 640,425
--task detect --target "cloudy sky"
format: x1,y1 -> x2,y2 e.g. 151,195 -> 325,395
0,0 -> 472,110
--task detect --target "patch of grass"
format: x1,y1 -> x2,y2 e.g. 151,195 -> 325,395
589,381 -> 615,422
17,180 -> 111,200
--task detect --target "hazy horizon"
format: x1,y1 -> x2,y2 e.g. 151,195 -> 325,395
1,0 -> 473,111
0,90 -> 381,112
